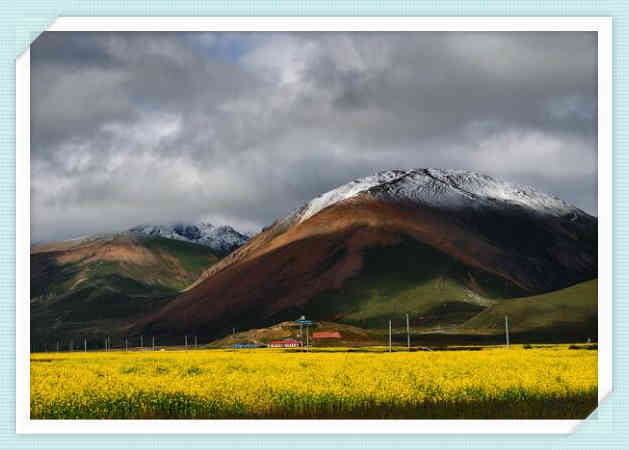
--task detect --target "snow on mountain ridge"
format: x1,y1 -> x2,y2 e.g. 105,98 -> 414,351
297,169 -> 584,223
298,169 -> 408,222
129,222 -> 250,254
423,169 -> 576,214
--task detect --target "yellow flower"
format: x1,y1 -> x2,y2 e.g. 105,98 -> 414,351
30,345 -> 597,419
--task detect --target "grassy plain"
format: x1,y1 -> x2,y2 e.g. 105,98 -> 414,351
31,345 -> 597,419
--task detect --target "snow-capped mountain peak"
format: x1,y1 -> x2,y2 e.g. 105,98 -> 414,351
297,169 -> 586,223
129,222 -> 250,254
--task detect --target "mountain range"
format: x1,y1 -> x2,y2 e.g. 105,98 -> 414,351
31,169 -> 597,347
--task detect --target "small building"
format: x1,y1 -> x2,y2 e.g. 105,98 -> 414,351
312,331 -> 342,340
269,339 -> 302,348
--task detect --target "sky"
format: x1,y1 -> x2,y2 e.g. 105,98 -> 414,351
30,31 -> 597,243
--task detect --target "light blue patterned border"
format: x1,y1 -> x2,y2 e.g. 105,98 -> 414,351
2,1 -> 625,449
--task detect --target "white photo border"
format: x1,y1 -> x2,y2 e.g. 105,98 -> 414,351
16,16 -> 613,434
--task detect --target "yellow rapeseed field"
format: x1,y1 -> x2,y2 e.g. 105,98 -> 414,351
30,345 -> 597,419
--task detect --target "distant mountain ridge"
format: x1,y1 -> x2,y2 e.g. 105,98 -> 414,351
129,222 -> 251,255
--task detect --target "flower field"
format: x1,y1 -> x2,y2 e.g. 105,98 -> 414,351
30,345 -> 597,419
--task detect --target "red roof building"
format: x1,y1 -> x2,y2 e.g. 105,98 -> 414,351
269,339 -> 302,348
312,331 -> 341,339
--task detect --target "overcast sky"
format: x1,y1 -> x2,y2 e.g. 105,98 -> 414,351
31,31 -> 597,242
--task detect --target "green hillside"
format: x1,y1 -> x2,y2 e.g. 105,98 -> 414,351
30,235 -> 219,348
278,239 -> 596,341
460,279 -> 597,334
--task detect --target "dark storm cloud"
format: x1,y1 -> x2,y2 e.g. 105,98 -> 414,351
30,31 -> 597,243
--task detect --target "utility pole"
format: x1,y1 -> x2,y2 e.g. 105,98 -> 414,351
152,336 -> 155,351
84,337 -> 87,352
194,336 -> 198,349
106,336 -> 110,352
140,335 -> 143,349
185,335 -> 188,350
505,315 -> 510,349
406,313 -> 410,350
389,320 -> 392,353
306,326 -> 309,352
